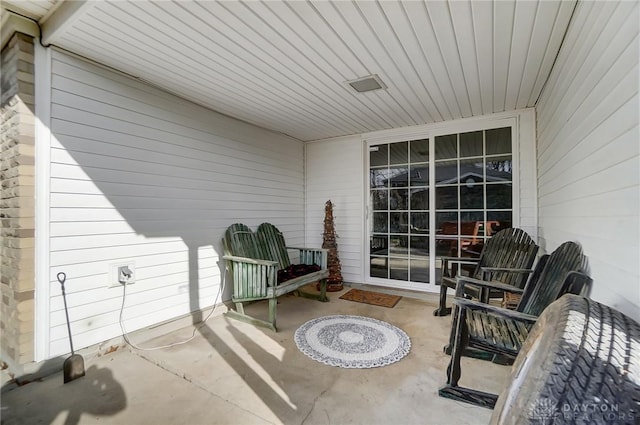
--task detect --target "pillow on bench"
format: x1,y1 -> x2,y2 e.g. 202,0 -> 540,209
277,264 -> 321,284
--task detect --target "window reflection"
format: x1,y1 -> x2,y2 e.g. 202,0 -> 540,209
373,212 -> 388,233
410,189 -> 429,210
409,166 -> 429,186
486,157 -> 512,181
372,189 -> 388,210
370,144 -> 388,166
435,134 -> 457,159
390,212 -> 409,233
460,131 -> 483,157
486,127 -> 512,154
370,235 -> 388,255
389,142 -> 408,165
389,189 -> 408,210
486,184 -> 512,209
410,212 -> 429,233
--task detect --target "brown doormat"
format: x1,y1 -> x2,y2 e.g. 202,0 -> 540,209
339,289 -> 402,308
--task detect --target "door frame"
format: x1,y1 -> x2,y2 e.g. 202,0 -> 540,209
362,114 -> 525,292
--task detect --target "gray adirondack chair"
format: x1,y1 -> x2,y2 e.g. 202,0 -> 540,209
434,228 -> 539,316
222,223 -> 329,331
438,241 -> 591,409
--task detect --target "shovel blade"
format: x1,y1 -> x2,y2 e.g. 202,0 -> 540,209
63,354 -> 85,383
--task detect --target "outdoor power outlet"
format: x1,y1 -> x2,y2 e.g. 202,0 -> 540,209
109,263 -> 135,287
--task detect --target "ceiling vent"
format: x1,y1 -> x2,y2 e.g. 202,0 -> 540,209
346,74 -> 387,93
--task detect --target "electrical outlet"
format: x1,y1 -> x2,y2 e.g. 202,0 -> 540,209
109,263 -> 135,287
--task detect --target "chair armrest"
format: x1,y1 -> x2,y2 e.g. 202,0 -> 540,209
222,255 -> 278,267
456,276 -> 526,295
563,271 -> 592,297
440,256 -> 480,280
453,298 -> 538,324
461,248 -> 482,257
480,267 -> 533,274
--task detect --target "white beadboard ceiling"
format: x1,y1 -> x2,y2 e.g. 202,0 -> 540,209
3,0 -> 576,142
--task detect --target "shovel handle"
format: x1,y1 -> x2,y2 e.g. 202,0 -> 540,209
57,272 -> 74,354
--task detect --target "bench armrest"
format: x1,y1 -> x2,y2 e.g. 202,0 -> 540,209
223,255 -> 278,267
286,246 -> 328,253
453,297 -> 538,324
286,247 -> 328,269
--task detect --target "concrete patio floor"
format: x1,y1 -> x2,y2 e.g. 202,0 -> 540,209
1,285 -> 509,425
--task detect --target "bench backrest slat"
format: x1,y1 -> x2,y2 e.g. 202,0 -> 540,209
223,223 -> 260,259
257,223 -> 291,270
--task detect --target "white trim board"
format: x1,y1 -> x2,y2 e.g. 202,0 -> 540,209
34,42 -> 52,362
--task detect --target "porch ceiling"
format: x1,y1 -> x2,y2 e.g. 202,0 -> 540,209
3,0 -> 576,142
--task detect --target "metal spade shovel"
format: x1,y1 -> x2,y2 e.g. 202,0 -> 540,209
57,272 -> 85,383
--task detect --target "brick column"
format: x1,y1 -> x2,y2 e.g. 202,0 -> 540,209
1,32 -> 36,370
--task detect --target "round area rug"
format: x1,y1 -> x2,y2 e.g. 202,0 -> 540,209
294,315 -> 411,368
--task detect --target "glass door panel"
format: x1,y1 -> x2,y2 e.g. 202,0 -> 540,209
368,127 -> 513,289
369,139 -> 430,285
434,128 -> 513,280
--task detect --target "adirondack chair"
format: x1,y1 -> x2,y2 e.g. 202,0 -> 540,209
222,223 -> 329,331
442,253 -> 551,358
438,241 -> 591,409
433,228 -> 539,316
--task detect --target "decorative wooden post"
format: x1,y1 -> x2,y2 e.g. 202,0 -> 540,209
322,200 -> 343,292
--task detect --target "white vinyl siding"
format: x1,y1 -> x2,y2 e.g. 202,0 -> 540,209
536,2 -> 639,322
305,110 -> 536,288
48,50 -> 305,356
305,136 -> 364,283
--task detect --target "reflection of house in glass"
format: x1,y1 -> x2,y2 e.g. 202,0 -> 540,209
379,160 -> 513,257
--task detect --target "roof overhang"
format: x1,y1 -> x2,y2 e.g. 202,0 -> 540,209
1,9 -> 38,50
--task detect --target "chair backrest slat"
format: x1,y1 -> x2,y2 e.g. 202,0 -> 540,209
519,241 -> 586,316
473,228 -> 539,288
515,254 -> 550,309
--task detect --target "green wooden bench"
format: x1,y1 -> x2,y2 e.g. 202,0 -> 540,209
438,241 -> 591,409
222,223 -> 329,331
434,228 -> 539,317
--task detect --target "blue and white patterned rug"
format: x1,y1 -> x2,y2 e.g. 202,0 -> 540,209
294,315 -> 411,368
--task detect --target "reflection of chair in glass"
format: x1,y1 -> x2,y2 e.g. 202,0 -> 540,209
433,228 -> 539,316
465,220 -> 499,245
436,221 -> 501,257
435,221 -> 459,256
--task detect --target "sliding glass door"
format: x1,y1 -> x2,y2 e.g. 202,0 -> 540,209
367,125 -> 513,290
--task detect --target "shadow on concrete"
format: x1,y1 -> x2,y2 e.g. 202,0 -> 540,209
1,364 -> 126,425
